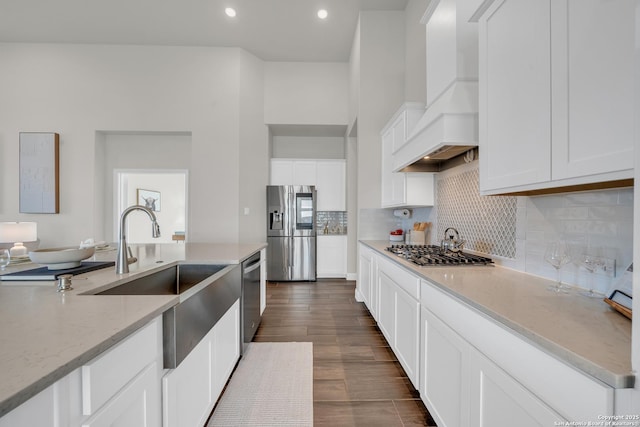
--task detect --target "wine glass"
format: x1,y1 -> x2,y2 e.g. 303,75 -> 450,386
579,249 -> 603,298
0,249 -> 10,271
544,241 -> 570,293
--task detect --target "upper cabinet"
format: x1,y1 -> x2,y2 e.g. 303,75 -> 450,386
475,0 -> 635,195
316,161 -> 346,211
381,104 -> 435,208
270,159 -> 346,211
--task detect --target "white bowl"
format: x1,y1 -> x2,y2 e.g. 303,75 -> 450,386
29,246 -> 96,270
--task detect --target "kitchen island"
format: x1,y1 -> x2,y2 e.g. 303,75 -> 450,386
359,240 -> 634,425
0,242 -> 266,421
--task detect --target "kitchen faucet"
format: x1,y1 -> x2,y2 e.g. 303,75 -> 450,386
116,205 -> 161,274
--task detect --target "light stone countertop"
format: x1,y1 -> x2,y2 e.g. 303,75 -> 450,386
361,240 -> 633,389
0,242 -> 266,418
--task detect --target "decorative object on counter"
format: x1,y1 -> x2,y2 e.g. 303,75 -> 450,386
406,222 -> 431,245
604,263 -> 633,319
19,132 -> 60,214
28,246 -> 96,270
544,241 -> 571,293
389,229 -> 404,242
137,188 -> 161,212
0,221 -> 38,257
440,227 -> 465,253
579,247 -> 606,298
604,290 -> 632,319
0,261 -> 115,281
0,249 -> 9,271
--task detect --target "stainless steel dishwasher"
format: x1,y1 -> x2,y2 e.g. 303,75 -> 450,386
241,252 -> 262,354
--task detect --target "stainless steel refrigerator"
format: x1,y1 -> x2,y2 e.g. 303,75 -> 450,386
266,185 -> 316,281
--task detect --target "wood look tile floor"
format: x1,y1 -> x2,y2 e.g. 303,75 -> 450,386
254,279 -> 437,427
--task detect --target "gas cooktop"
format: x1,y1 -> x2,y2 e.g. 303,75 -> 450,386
386,244 -> 494,266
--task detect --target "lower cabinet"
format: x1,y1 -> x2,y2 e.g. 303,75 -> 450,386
421,305 -> 562,427
420,280 -> 614,425
1,301 -> 241,427
357,244 -> 375,318
163,299 -> 240,427
82,362 -> 161,427
317,235 -> 347,278
420,307 -> 470,427
357,245 -> 617,427
0,316 -> 163,427
469,349 -> 563,427
376,255 -> 420,389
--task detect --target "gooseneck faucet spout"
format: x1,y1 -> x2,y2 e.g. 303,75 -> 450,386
116,205 -> 161,274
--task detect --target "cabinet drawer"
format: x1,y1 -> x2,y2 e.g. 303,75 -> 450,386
377,255 -> 419,300
82,317 -> 161,415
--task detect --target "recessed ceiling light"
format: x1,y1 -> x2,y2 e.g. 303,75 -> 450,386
423,156 -> 430,160
225,7 -> 237,18
317,9 -> 328,19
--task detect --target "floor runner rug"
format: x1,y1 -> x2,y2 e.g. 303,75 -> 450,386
208,342 -> 313,426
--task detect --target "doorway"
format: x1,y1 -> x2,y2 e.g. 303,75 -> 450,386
114,170 -> 188,243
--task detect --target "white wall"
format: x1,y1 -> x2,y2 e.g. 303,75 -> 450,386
264,62 -> 349,125
0,43 -> 259,247
101,133 -> 192,241
272,136 -> 345,159
356,11 -> 406,212
238,50 -> 269,244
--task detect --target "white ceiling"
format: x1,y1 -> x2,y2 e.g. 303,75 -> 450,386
0,0 -> 409,62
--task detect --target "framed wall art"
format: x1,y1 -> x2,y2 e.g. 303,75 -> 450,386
19,132 -> 60,214
137,188 -> 161,212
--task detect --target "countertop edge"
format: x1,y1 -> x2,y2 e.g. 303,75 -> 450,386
0,242 -> 266,419
0,298 -> 177,418
360,240 -> 635,389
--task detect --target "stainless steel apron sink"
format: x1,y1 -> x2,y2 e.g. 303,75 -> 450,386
95,263 -> 241,368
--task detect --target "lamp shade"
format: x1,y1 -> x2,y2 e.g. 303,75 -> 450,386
0,222 -> 38,243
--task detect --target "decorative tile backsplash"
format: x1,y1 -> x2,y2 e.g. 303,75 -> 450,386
437,167 -> 517,259
316,211 -> 347,234
358,160 -> 633,295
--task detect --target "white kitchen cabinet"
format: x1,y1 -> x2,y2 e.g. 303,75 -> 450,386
357,243 -> 376,319
270,159 -> 346,211
269,159 -> 294,185
0,383 -> 58,427
82,362 -> 161,427
381,104 -> 434,208
163,299 -> 240,427
211,298 -> 241,399
420,306 -> 470,427
375,255 -> 421,388
393,283 -> 420,388
270,159 -> 316,186
316,160 -> 346,211
0,317 -> 163,427
293,161 -> 317,186
476,0 -> 635,195
317,235 -> 347,278
377,270 -> 396,345
468,349 -> 563,427
421,279 -> 613,424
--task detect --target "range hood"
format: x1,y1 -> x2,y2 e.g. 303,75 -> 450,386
392,0 -> 479,172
